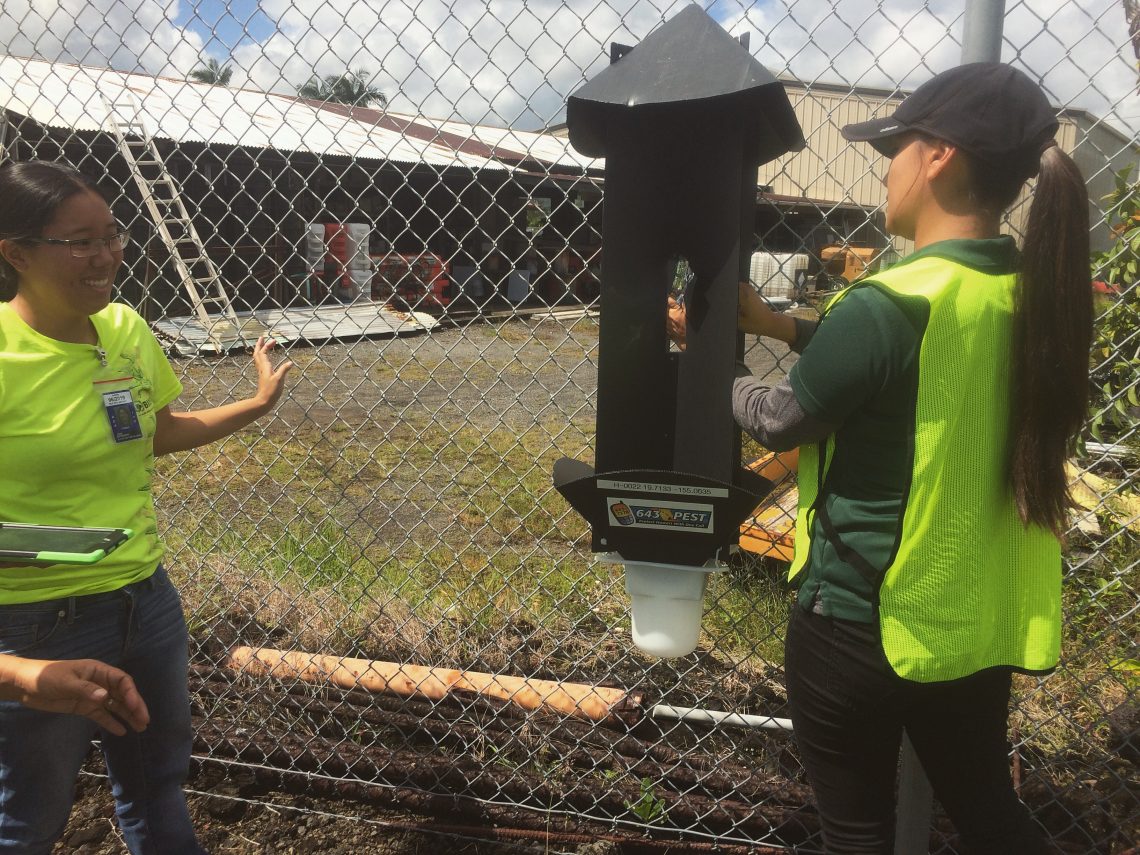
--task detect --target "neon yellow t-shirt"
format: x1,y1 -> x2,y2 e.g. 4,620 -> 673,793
0,302 -> 183,603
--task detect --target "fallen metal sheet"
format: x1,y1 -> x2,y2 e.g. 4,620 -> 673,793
152,302 -> 438,356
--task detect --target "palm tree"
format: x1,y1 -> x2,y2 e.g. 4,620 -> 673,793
297,69 -> 387,108
189,58 -> 233,87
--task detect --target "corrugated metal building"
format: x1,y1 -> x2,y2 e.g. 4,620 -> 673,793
0,55 -> 605,317
762,79 -> 1137,254
553,77 -> 1137,257
759,80 -> 900,213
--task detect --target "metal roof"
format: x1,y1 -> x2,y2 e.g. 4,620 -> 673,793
0,55 -> 596,173
414,116 -> 599,173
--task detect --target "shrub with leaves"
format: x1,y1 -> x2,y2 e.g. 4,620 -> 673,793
1089,165 -> 1140,444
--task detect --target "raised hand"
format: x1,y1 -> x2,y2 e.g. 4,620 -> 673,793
250,336 -> 294,411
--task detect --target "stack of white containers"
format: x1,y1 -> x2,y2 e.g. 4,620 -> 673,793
343,223 -> 371,301
748,251 -> 810,306
302,223 -> 373,302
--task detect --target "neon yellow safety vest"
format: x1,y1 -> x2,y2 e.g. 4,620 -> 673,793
789,255 -> 1061,683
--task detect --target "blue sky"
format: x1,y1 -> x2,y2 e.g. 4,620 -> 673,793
178,0 -> 764,64
174,0 -> 276,55
175,0 -> 802,75
1,0 -> 1135,132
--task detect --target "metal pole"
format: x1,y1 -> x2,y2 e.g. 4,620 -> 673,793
888,6 -> 1013,852
0,111 -> 10,164
651,704 -> 794,732
961,0 -> 1007,63
894,733 -> 935,854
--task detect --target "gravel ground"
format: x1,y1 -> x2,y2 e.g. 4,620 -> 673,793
172,308 -> 798,434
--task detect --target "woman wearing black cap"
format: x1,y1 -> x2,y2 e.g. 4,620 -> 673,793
731,63 -> 1091,852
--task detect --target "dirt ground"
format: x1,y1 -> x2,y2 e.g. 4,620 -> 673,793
50,745 -> 1140,855
57,762 -> 598,855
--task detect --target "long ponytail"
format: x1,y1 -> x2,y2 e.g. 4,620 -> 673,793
1009,145 -> 1092,536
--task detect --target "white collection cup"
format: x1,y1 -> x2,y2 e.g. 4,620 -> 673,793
619,558 -> 716,658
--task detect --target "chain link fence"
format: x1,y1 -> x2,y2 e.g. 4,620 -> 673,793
1,0 -> 1137,851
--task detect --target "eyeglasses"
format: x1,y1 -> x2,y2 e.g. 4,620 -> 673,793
23,229 -> 130,258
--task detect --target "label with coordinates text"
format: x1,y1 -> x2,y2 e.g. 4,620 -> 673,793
597,478 -> 728,498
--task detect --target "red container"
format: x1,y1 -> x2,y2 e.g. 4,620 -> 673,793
370,252 -> 452,311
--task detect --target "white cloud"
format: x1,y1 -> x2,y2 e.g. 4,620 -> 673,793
0,0 -> 205,76
234,0 -> 693,125
1,0 -> 1136,133
722,0 -> 1137,134
1006,0 -> 1138,135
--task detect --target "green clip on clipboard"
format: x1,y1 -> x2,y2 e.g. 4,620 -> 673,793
0,523 -> 134,565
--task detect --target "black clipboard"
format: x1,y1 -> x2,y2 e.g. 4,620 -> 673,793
0,523 -> 134,565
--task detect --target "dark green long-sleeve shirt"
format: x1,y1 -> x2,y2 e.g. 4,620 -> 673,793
732,237 -> 1020,621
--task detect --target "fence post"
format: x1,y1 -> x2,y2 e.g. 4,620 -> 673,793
894,732 -> 934,854
961,0 -> 1007,63
890,8 -> 1013,853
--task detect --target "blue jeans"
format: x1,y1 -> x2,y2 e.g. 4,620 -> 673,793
0,567 -> 205,855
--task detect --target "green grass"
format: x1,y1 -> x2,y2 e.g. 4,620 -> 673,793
158,395 -> 798,680
157,406 -> 621,648
703,563 -> 792,664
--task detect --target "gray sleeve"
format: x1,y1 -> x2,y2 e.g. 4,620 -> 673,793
790,316 -> 819,354
732,371 -> 837,451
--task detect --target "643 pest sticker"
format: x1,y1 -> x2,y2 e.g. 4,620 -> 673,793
606,498 -> 714,533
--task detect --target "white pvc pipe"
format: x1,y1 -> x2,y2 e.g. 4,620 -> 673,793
651,704 -> 794,732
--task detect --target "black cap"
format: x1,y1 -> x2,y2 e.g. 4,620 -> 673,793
842,63 -> 1059,175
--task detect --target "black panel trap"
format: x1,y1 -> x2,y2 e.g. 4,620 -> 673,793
553,5 -> 805,567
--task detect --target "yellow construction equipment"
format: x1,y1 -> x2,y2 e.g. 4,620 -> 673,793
817,243 -> 878,289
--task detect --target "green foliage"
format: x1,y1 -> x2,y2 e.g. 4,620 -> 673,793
625,777 -> 667,824
1089,165 -> 1140,442
298,69 -> 387,107
189,58 -> 233,87
1109,657 -> 1140,692
1065,521 -> 1137,640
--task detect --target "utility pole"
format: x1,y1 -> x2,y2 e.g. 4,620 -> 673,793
962,0 -> 1007,63
894,15 -> 1012,851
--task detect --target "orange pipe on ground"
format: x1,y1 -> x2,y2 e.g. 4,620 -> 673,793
226,645 -> 641,724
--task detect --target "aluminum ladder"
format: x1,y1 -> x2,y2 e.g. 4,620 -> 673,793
0,110 -> 10,165
100,92 -> 260,349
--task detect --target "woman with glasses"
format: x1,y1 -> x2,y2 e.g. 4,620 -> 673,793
0,160 -> 293,854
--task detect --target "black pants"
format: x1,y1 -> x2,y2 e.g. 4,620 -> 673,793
784,606 -> 1049,854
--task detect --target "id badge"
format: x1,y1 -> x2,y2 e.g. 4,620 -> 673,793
102,390 -> 144,443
